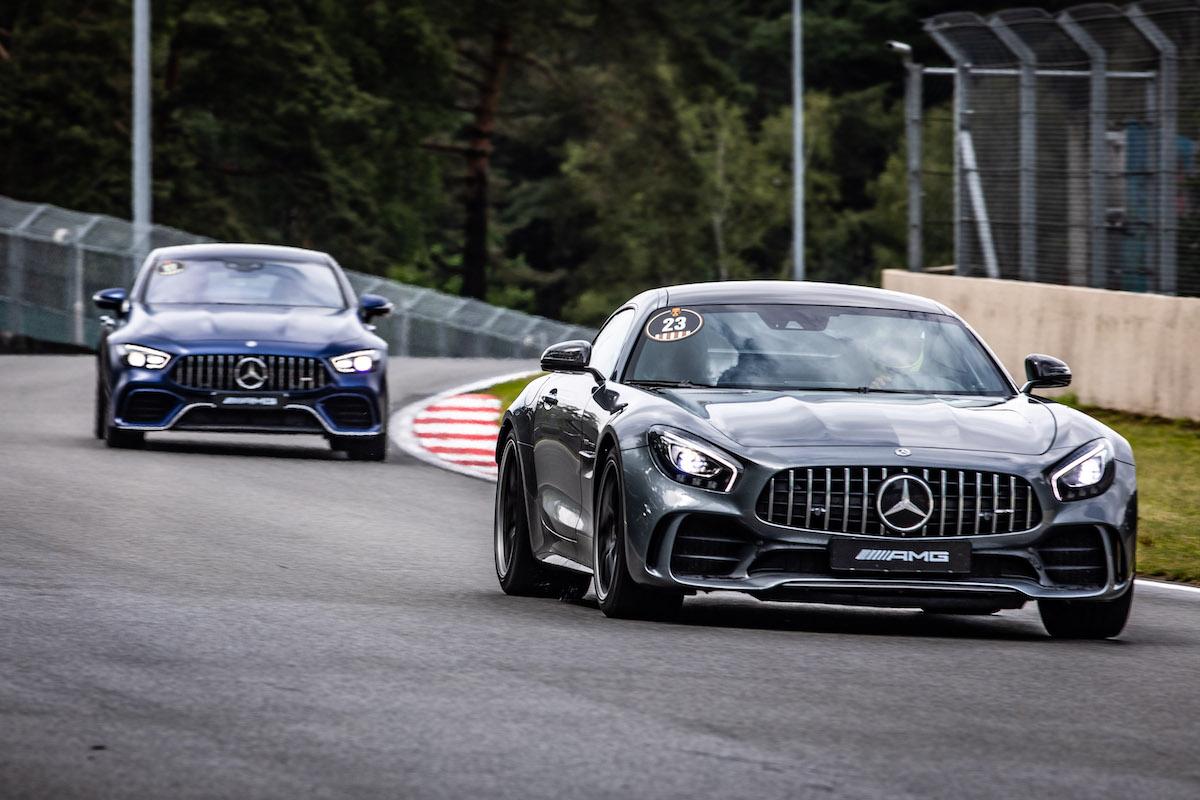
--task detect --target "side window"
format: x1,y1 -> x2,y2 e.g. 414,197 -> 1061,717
588,308 -> 636,379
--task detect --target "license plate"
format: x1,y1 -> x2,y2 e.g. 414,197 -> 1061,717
219,396 -> 280,407
829,538 -> 971,574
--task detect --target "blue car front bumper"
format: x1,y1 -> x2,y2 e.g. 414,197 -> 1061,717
107,345 -> 387,437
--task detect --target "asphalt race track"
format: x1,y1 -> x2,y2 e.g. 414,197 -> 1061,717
2,355 -> 1199,799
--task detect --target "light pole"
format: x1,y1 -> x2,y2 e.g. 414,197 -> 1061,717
792,0 -> 805,280
132,0 -> 151,235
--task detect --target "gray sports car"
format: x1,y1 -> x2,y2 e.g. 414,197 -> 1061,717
494,281 -> 1136,639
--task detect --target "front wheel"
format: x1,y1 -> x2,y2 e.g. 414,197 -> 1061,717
1038,584 -> 1133,639
94,376 -> 106,440
593,454 -> 683,620
494,436 -> 589,599
337,433 -> 388,461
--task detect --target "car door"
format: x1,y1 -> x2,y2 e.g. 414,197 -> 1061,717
532,308 -> 638,565
570,308 -> 638,563
532,371 -> 589,555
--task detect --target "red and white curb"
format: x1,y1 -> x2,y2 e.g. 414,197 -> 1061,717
390,370 -> 536,482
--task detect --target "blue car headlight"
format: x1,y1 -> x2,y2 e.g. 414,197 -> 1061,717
1048,439 -> 1115,502
330,348 -> 382,374
119,343 -> 172,369
648,428 -> 740,492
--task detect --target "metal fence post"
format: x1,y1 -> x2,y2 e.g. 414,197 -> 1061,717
905,60 -> 924,272
1058,13 -> 1109,290
70,217 -> 102,346
990,17 -> 1038,282
1128,4 -> 1178,296
925,26 -> 973,276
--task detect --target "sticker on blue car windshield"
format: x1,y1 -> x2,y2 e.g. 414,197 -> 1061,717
646,307 -> 703,342
157,260 -> 185,276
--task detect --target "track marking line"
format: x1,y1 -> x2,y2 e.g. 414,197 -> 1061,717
1135,578 -> 1200,597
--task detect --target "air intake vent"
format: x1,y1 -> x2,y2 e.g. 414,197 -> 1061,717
756,466 -> 1041,537
120,390 -> 178,424
669,516 -> 752,578
172,355 -> 331,391
1037,527 -> 1108,588
320,396 -> 374,430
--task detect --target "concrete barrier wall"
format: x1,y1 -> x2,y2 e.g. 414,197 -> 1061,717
882,270 -> 1200,421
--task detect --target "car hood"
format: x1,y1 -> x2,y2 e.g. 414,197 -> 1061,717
653,389 -> 1057,456
131,304 -> 364,346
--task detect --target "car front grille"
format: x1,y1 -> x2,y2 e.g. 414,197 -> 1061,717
172,354 -> 331,392
756,466 -> 1042,537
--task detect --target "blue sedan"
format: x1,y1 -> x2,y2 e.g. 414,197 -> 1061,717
93,243 -> 393,460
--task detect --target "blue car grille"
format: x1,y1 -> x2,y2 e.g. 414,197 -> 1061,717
172,355 -> 331,392
756,466 -> 1042,537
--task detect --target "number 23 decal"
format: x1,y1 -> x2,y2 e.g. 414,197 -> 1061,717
645,308 -> 703,342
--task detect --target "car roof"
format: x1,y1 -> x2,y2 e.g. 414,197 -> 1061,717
146,243 -> 334,263
653,280 -> 950,315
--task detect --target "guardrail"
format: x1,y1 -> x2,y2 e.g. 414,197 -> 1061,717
0,195 -> 594,358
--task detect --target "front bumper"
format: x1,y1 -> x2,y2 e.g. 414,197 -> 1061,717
108,351 -> 387,437
619,444 -> 1137,605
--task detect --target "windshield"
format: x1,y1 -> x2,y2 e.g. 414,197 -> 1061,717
142,258 -> 346,308
625,304 -> 1011,396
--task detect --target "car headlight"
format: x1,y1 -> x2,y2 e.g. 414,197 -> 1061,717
648,428 -> 740,492
1048,439 -> 1115,502
330,349 -> 382,374
119,343 -> 171,370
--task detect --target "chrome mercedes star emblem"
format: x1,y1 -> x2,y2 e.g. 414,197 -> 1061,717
895,448 -> 911,457
235,356 -> 268,390
876,474 -> 934,533
245,340 -> 258,348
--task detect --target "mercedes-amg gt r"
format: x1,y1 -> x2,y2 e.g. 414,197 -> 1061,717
94,243 -> 393,460
494,281 -> 1137,639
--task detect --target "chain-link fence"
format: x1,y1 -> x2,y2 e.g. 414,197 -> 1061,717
906,1 -> 1200,297
0,195 -> 594,357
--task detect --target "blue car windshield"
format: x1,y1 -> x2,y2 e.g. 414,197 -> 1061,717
142,258 -> 346,308
625,304 -> 1011,396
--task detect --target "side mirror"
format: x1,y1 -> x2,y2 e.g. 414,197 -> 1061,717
540,340 -> 593,374
93,287 -> 127,312
1021,353 -> 1072,394
358,293 -> 393,320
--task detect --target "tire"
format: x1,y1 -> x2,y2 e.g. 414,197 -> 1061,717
340,433 -> 388,462
101,388 -> 145,449
104,423 -> 145,449
593,454 -> 683,620
1038,584 -> 1133,640
494,436 -> 590,599
94,376 -> 106,440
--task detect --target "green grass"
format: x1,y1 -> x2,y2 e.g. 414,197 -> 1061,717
1066,402 -> 1200,585
478,377 -> 1200,584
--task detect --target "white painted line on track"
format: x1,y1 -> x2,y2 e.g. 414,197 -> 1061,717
390,369 -> 538,483
1135,578 -> 1200,597
412,422 -> 504,436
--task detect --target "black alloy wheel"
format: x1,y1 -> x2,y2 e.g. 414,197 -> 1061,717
494,436 -> 589,599
1038,583 -> 1134,639
593,454 -> 683,620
